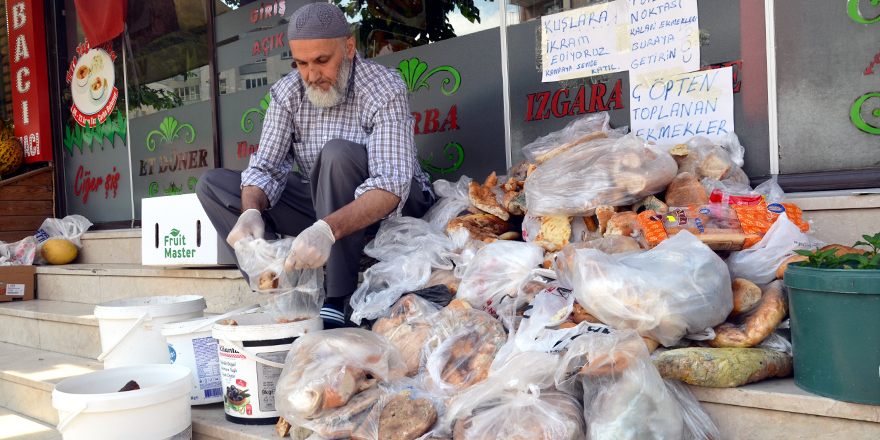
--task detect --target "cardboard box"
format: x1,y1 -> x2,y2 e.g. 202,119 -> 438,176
142,194 -> 235,266
0,265 -> 36,301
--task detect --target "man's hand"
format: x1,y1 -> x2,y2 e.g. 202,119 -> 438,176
226,209 -> 265,246
285,220 -> 335,271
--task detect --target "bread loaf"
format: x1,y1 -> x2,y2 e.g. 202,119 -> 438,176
730,278 -> 762,317
665,172 -> 709,206
696,150 -> 735,180
468,173 -> 510,221
708,281 -> 787,348
604,211 -> 637,237
776,244 -> 870,279
323,366 -> 365,409
447,214 -> 509,242
654,347 -> 793,387
534,130 -> 608,164
533,216 -> 572,252
377,391 -> 438,440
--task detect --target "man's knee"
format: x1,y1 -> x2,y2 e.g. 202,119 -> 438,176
196,168 -> 224,198
318,139 -> 365,169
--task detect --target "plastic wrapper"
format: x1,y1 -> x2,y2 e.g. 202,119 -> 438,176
674,133 -> 745,182
276,329 -> 409,438
365,217 -> 455,270
233,237 -> 324,322
349,378 -> 443,440
727,213 -> 824,285
708,280 -> 788,349
422,176 -> 473,231
0,236 -> 36,266
703,176 -> 786,207
664,379 -> 722,440
756,330 -> 792,356
421,308 -> 506,398
555,329 -> 684,440
426,269 -> 461,296
524,134 -> 677,217
350,255 -> 432,325
637,202 -> 810,251
572,230 -> 733,347
372,295 -> 443,376
554,237 -> 643,289
33,214 -> 93,263
456,241 -> 544,316
522,111 -> 611,163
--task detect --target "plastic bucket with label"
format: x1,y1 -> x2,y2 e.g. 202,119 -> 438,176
94,296 -> 207,369
162,304 -> 260,405
52,364 -> 193,440
212,313 -> 322,425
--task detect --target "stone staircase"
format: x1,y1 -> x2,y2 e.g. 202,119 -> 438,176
0,229 -> 878,439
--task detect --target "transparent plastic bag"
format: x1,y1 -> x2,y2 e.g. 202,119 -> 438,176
456,241 -> 544,316
675,134 -> 744,182
522,111 -> 611,163
664,379 -> 722,440
371,294 -> 443,377
756,329 -> 793,356
421,308 -> 506,398
754,177 -> 787,205
349,378 -> 444,440
727,213 -> 824,285
555,329 -> 684,440
572,231 -> 733,347
276,329 -> 408,438
425,269 -> 460,296
364,217 -> 455,270
421,197 -> 470,231
350,255 -> 432,325
525,134 -> 677,217
34,214 -> 93,250
708,280 -> 789,349
233,237 -> 324,322
0,236 -> 36,266
554,237 -> 643,289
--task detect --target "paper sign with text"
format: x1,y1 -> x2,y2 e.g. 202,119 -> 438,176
627,0 -> 700,75
629,66 -> 734,143
541,1 -> 628,82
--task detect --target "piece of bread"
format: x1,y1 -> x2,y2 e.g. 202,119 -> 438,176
708,281 -> 787,348
669,143 -> 690,157
309,387 -> 382,439
730,278 -> 762,317
605,211 -> 638,237
776,254 -> 807,279
654,347 -> 792,388
377,391 -> 438,440
277,417 -> 291,437
614,172 -> 648,194
446,299 -> 472,310
572,303 -> 603,324
533,216 -> 572,252
468,173 -> 510,221
631,195 -> 668,214
323,366 -> 365,409
665,172 -> 710,206
503,190 -> 525,216
542,251 -> 555,270
118,380 -> 140,392
696,150 -> 735,180
728,167 -> 750,185
643,337 -> 660,353
259,271 -> 279,290
535,131 -> 608,164
509,160 -> 530,181
219,319 -> 238,326
596,206 -> 615,235
447,214 -> 509,242
584,215 -> 599,233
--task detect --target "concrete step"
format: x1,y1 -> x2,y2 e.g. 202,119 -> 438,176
35,264 -> 263,315
74,229 -> 142,265
0,300 -> 100,359
0,406 -> 61,440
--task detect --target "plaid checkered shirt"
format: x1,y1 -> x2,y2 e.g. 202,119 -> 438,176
241,54 -> 432,217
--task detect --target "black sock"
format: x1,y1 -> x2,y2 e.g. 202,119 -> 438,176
326,295 -> 347,308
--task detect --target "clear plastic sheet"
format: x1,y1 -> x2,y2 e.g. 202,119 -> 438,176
364,217 -> 455,270
371,294 -> 443,377
727,213 -> 824,285
350,255 -> 432,325
233,237 -> 324,322
664,379 -> 722,440
572,231 -> 733,347
674,134 -> 745,182
456,241 -> 545,316
276,329 -> 408,438
524,134 -> 677,217
349,378 -> 443,440
555,329 -> 684,440
554,237 -> 644,289
521,112 -> 611,163
421,308 -> 506,398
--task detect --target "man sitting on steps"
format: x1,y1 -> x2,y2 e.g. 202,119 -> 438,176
197,3 -> 433,329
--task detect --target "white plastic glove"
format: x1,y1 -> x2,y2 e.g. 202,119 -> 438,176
226,209 -> 265,247
285,220 -> 336,271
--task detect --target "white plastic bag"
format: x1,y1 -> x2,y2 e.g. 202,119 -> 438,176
524,134 -> 677,217
554,237 -> 644,289
364,217 -> 455,270
676,134 -> 746,182
522,111 -> 610,163
233,237 -> 324,322
572,230 -> 733,347
456,241 -> 544,316
34,214 -> 93,250
350,255 -> 432,325
0,236 -> 36,266
555,329 -> 684,440
727,212 -> 824,285
422,176 -> 473,231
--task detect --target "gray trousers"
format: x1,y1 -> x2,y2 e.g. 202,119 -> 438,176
196,139 -> 433,299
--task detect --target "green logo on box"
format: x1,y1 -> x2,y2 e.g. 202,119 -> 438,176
164,229 -> 196,259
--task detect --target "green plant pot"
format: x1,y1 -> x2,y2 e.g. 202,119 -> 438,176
784,264 -> 880,405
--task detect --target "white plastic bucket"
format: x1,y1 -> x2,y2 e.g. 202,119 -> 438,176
94,296 -> 207,369
162,304 -> 260,405
52,364 -> 193,440
212,313 -> 322,425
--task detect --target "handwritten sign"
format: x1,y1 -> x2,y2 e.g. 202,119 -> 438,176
629,67 -> 734,143
627,0 -> 700,75
541,1 -> 628,82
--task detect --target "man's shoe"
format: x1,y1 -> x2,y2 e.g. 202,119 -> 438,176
320,303 -> 346,329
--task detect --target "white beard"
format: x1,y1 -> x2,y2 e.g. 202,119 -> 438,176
305,59 -> 351,108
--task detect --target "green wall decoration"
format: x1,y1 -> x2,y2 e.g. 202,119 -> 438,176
848,0 -> 880,24
850,93 -> 880,134
149,178 -> 199,198
397,58 -> 461,96
164,182 -> 184,196
187,177 -> 198,192
149,182 -> 159,197
420,142 -> 464,179
62,112 -> 128,156
242,93 -> 271,133
147,116 -> 196,151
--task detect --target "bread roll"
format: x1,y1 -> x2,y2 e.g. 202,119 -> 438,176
730,278 -> 762,317
259,271 -> 279,290
665,172 -> 709,206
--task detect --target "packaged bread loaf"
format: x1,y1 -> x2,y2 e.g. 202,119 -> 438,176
371,294 -> 442,377
707,280 -> 787,348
